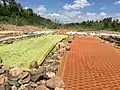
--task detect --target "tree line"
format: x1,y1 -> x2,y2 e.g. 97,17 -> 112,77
64,18 -> 120,31
0,0 -> 59,28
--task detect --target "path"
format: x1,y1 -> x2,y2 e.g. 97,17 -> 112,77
59,36 -> 120,89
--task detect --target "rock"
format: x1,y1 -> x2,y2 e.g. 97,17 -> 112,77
18,75 -> 30,84
67,39 -> 72,43
0,75 -> 6,85
100,40 -> 104,43
37,67 -> 45,74
55,87 -> 64,90
4,70 -> 9,77
0,69 -> 5,75
29,61 -> 39,69
8,79 -> 20,87
39,80 -> 46,85
29,69 -> 37,75
46,76 -> 65,89
18,72 -> 29,79
0,83 -> 5,90
46,72 -> 55,78
36,85 -> 49,90
58,42 -> 66,48
58,48 -> 66,55
0,64 -> 3,69
5,82 -> 11,90
30,82 -> 37,88
11,85 -> 17,90
30,73 -> 44,83
10,67 -> 23,77
19,84 -> 26,90
66,46 -> 71,51
18,84 -> 29,90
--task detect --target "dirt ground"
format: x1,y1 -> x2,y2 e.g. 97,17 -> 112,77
0,24 -> 42,36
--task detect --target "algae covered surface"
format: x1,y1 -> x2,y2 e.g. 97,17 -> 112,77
0,35 -> 67,69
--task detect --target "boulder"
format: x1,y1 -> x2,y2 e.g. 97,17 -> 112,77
58,42 -> 66,48
0,75 -> 6,85
36,85 -> 49,90
8,79 -> 20,87
10,67 -> 23,77
46,76 -> 65,89
55,87 -> 64,90
29,61 -> 39,69
11,85 -> 17,90
67,39 -> 72,43
18,75 -> 30,84
30,73 -> 45,83
0,83 -> 5,90
0,69 -> 5,75
18,72 -> 29,79
65,46 -> 71,51
46,72 -> 55,78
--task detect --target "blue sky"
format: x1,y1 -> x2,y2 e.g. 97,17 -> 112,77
16,0 -> 120,23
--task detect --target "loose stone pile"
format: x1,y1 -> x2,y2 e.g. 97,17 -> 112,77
0,38 -> 72,90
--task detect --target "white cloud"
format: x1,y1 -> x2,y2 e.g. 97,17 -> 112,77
86,12 -> 97,16
34,5 -> 47,16
24,7 -> 29,10
0,0 -> 3,5
115,1 -> 120,4
116,13 -> 120,17
100,7 -> 106,10
100,12 -> 107,16
63,0 -> 91,10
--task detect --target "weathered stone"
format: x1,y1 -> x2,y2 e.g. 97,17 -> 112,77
58,42 -> 66,48
67,39 -> 72,43
5,82 -> 11,90
4,70 -> 9,77
66,46 -> 71,51
30,82 -> 37,88
18,72 -> 29,79
0,83 -> 5,90
39,80 -> 46,85
0,64 -> 3,69
8,80 -> 20,87
10,67 -> 23,77
46,76 -> 65,89
58,48 -> 66,55
36,85 -> 49,90
8,75 -> 19,81
18,75 -> 30,84
29,69 -> 37,75
29,61 -> 39,69
46,72 -> 55,78
0,75 -> 6,85
30,73 -> 44,83
18,83 -> 29,90
0,69 -> 5,75
11,85 -> 17,90
55,87 -> 64,90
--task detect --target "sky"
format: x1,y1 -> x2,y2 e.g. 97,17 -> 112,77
16,0 -> 120,23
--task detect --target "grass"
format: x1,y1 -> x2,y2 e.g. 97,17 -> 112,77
0,35 -> 67,69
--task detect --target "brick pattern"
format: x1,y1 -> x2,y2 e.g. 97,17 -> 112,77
62,36 -> 120,90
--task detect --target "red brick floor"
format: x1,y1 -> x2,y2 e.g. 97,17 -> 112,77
60,36 -> 120,90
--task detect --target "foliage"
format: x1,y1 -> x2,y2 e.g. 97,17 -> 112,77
0,35 -> 67,69
64,18 -> 120,31
0,0 -> 59,28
